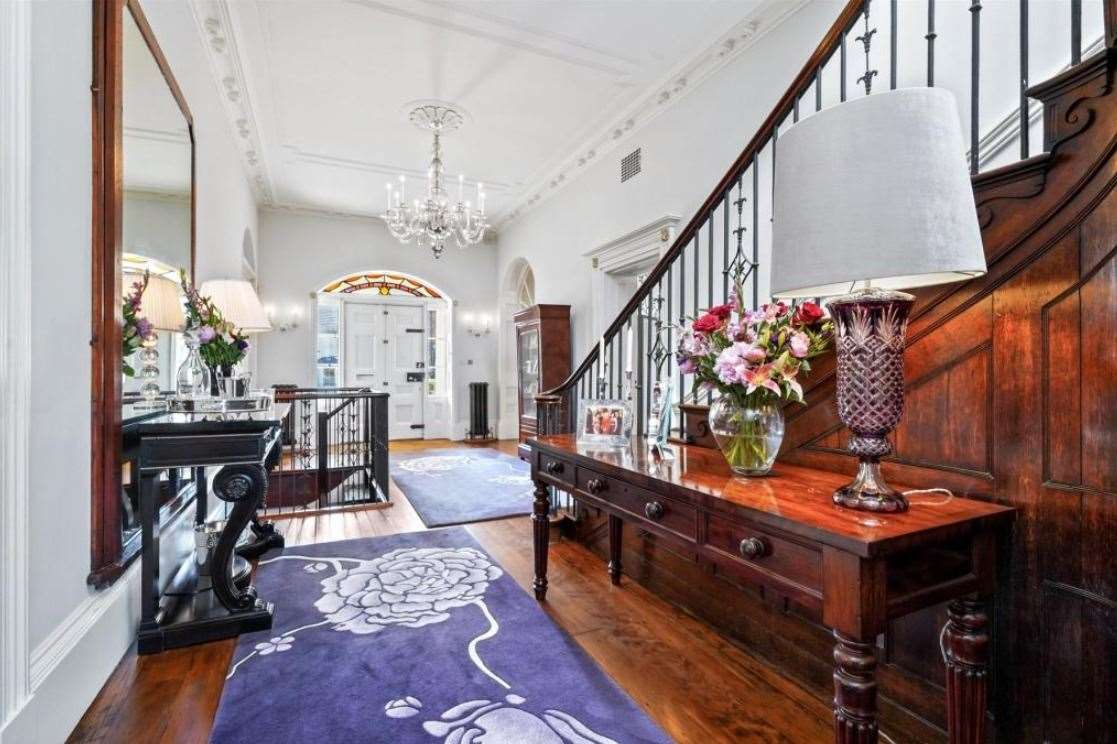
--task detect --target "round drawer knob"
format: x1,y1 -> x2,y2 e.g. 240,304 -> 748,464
644,501 -> 665,520
545,461 -> 564,475
738,536 -> 769,560
586,478 -> 607,494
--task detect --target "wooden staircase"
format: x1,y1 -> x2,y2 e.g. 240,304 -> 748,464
536,2 -> 1117,740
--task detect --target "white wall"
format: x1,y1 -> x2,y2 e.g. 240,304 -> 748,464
2,1 -> 259,741
255,209 -> 500,439
495,1 -> 846,368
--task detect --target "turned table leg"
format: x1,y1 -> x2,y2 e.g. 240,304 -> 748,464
607,514 -> 623,585
833,631 -> 879,744
532,481 -> 551,600
943,598 -> 989,744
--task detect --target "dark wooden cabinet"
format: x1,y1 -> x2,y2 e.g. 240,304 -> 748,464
513,305 -> 570,458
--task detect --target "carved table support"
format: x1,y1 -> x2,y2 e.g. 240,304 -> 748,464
212,465 -> 269,613
607,513 -> 623,585
833,631 -> 879,744
943,598 -> 989,744
532,480 -> 551,600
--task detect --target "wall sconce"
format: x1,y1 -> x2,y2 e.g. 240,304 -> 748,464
461,312 -> 492,338
265,303 -> 302,333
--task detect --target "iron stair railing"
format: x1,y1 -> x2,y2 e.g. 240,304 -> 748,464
535,0 -> 1106,440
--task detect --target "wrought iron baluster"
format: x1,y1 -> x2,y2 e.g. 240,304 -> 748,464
970,1 -> 982,174
890,0 -> 897,89
793,93 -> 800,123
856,2 -> 878,95
1020,0 -> 1029,159
752,153 -> 759,309
926,0 -> 936,86
722,190 -> 730,300
692,234 -> 699,320
707,215 -> 714,309
1071,0 -> 1082,65
815,69 -> 822,111
678,248 -> 685,434
840,32 -> 848,101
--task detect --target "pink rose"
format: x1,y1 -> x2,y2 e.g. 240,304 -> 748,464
789,331 -> 810,358
691,313 -> 723,334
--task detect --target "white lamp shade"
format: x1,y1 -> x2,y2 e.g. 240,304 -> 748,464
770,87 -> 986,298
198,279 -> 272,333
126,273 -> 185,332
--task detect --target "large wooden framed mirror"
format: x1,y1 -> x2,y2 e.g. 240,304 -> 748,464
90,0 -> 196,586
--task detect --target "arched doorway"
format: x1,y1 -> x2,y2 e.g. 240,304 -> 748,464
498,259 -> 535,438
317,271 -> 452,440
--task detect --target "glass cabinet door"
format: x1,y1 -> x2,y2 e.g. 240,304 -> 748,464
518,327 -> 540,418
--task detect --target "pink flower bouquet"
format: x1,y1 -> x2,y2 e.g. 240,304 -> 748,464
676,284 -> 833,473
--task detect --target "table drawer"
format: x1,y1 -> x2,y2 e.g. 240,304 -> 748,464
706,513 -> 821,594
576,468 -> 696,541
536,451 -> 574,488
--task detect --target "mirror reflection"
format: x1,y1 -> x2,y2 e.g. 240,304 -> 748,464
120,6 -> 194,547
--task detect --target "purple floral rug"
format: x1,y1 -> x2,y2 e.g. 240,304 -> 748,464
211,528 -> 672,743
389,447 -> 533,528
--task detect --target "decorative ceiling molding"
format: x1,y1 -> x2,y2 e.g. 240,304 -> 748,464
188,0 -> 275,202
345,0 -> 641,78
497,0 -> 809,227
123,125 -> 190,145
286,146 -> 513,193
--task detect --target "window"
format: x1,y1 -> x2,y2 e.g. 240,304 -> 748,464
426,306 -> 448,396
316,296 -> 340,387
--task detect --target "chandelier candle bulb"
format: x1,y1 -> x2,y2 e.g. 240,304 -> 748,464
458,173 -> 464,201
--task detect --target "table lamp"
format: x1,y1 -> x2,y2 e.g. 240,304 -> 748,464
771,87 -> 986,512
132,273 -> 186,406
198,279 -> 272,333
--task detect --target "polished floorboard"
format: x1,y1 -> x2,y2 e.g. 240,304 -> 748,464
69,439 -> 833,744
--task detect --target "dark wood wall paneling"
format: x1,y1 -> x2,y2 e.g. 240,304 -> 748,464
571,47 -> 1117,744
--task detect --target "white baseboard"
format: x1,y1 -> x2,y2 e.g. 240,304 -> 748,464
1,564 -> 140,744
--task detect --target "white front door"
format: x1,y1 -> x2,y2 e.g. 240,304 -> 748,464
384,304 -> 426,438
344,301 -> 427,439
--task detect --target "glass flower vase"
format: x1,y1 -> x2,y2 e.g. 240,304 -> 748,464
176,328 -> 211,399
709,395 -> 785,476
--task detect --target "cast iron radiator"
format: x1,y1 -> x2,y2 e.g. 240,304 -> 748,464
467,382 -> 493,440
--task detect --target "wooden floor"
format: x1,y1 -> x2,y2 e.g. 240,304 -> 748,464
69,439 -> 833,744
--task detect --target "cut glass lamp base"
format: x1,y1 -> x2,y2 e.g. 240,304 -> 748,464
832,460 -> 909,513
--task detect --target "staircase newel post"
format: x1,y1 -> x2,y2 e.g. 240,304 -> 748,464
535,393 -> 564,437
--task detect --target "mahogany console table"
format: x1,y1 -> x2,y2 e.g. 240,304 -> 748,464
528,435 -> 1014,744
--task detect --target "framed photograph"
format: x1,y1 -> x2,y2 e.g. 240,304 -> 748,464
576,398 -> 632,447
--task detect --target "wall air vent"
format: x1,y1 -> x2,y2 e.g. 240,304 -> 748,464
620,148 -> 641,183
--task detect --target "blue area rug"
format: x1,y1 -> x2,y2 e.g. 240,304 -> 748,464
211,529 -> 671,744
389,447 -> 534,528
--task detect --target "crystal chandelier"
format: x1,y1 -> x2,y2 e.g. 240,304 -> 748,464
381,103 -> 488,259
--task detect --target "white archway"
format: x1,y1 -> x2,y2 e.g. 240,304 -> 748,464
497,258 -> 535,439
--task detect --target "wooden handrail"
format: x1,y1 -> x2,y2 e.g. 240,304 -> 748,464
540,0 -> 866,401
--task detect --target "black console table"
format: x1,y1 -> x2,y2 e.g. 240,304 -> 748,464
125,405 -> 288,654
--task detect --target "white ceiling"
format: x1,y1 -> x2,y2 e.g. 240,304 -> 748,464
187,0 -> 804,226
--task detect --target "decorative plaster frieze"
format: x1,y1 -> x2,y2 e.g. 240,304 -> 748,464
189,0 -> 275,202
497,0 -> 809,227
